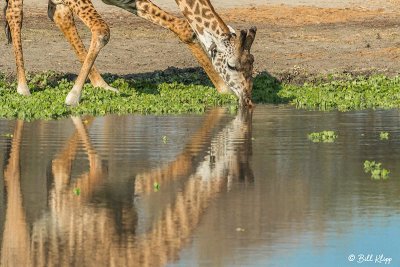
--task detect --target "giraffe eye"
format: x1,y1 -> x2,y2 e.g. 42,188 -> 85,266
211,48 -> 217,59
227,61 -> 238,71
209,42 -> 218,59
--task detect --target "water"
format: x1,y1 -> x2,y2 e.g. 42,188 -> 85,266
0,105 -> 399,267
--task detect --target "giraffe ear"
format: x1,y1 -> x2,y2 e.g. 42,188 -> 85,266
209,41 -> 217,59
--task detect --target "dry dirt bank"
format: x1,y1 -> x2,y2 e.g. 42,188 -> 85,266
2,3 -> 400,80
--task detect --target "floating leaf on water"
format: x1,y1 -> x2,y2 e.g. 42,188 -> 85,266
162,136 -> 168,144
363,160 -> 390,180
73,188 -> 81,196
153,182 -> 160,192
308,131 -> 337,143
379,131 -> 389,140
2,133 -> 13,138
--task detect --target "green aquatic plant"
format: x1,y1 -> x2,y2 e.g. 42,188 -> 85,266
153,182 -> 160,192
2,133 -> 13,138
308,131 -> 337,143
379,131 -> 389,140
363,160 -> 390,180
4,72 -> 400,120
0,72 -> 237,120
277,75 -> 400,111
73,188 -> 81,196
162,135 -> 168,144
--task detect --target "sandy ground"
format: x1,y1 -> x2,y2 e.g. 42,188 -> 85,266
2,1 -> 400,80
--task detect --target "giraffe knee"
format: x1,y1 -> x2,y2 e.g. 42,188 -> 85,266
175,20 -> 195,43
50,4 -> 75,29
94,23 -> 110,49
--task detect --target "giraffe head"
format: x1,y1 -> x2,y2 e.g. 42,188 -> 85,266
208,27 -> 257,107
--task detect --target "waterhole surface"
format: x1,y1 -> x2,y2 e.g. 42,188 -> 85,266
0,105 -> 399,266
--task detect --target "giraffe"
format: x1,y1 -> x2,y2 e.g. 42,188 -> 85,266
4,0 -> 257,107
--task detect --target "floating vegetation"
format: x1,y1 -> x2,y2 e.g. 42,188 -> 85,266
379,131 -> 389,140
0,72 -> 237,120
153,182 -> 160,192
162,135 -> 168,144
363,160 -> 390,180
308,131 -> 337,143
73,188 -> 81,196
276,75 -> 400,111
2,133 -> 13,138
4,72 -> 400,120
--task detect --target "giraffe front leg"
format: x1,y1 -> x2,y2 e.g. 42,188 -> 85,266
61,0 -> 111,106
5,0 -> 30,96
48,1 -> 118,94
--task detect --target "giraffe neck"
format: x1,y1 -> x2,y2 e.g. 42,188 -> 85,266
174,0 -> 230,51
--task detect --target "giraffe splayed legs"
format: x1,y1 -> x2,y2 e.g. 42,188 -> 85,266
5,0 -> 118,106
48,2 -> 118,93
51,0 -> 116,106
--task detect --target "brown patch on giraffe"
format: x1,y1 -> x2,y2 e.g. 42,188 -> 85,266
194,3 -> 201,15
185,0 -> 196,9
201,8 -> 213,20
195,24 -> 204,35
182,7 -> 193,22
211,20 -> 217,31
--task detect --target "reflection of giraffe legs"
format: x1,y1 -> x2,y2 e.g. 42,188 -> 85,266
51,121 -> 82,193
52,116 -> 104,198
71,116 -> 104,190
1,120 -> 32,267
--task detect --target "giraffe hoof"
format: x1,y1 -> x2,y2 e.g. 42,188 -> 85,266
102,84 -> 119,93
65,91 -> 81,107
17,84 -> 31,96
92,81 -> 119,93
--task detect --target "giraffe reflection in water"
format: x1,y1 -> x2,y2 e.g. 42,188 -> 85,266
0,108 -> 253,267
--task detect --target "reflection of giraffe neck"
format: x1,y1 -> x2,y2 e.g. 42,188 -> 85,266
2,111 -> 253,267
174,0 -> 230,50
